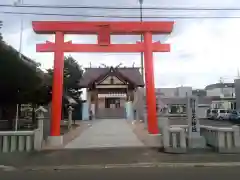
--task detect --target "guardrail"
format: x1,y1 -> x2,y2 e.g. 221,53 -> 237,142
0,129 -> 42,153
200,125 -> 240,153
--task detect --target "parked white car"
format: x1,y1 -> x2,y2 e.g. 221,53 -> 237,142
215,109 -> 229,120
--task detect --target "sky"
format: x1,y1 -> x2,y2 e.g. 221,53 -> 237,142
1,0 -> 240,89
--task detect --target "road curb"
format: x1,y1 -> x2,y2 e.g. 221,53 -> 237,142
3,162 -> 240,171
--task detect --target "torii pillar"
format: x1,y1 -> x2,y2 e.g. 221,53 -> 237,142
144,32 -> 158,134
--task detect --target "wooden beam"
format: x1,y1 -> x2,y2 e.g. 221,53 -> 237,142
32,21 -> 174,35
36,42 -> 170,52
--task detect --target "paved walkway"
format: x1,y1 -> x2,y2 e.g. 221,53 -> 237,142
65,119 -> 144,149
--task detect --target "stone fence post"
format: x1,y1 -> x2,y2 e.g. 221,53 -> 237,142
68,105 -> 74,130
34,106 -> 48,151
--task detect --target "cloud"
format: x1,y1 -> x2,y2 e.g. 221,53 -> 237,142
1,0 -> 240,88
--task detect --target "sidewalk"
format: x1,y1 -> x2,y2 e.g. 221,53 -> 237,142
2,147 -> 240,169
65,119 -> 144,148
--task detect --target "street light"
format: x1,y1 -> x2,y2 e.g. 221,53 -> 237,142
138,0 -> 144,77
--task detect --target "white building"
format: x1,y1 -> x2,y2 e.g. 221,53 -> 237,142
155,87 -> 192,114
204,83 -> 236,110
205,83 -> 235,98
156,86 -> 192,98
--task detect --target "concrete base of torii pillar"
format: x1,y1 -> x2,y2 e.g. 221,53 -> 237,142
47,136 -> 63,147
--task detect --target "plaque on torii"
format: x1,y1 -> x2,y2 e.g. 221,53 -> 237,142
32,21 -> 174,142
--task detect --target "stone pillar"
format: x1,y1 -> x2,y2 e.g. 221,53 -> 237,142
95,90 -> 99,116
68,106 -> 74,130
187,96 -> 206,148
34,106 -> 47,150
87,90 -> 91,111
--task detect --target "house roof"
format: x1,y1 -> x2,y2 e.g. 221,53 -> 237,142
205,83 -> 234,90
78,67 -> 144,87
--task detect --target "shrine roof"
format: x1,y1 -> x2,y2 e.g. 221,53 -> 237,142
78,67 -> 144,88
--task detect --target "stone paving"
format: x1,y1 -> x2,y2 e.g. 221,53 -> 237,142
65,119 -> 144,149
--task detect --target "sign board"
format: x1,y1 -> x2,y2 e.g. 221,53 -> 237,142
98,93 -> 127,98
187,96 -> 206,148
187,97 -> 201,137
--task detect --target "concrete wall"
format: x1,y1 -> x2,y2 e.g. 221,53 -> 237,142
156,87 -> 192,98
177,87 -> 192,97
197,106 -> 209,119
156,88 -> 176,97
211,100 -> 235,109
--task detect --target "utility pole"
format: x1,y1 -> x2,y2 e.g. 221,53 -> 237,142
0,20 -> 3,41
139,0 -> 144,77
14,0 -> 24,58
13,0 -> 24,131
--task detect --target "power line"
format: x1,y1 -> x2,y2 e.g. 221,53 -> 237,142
1,4 -> 240,11
2,11 -> 240,19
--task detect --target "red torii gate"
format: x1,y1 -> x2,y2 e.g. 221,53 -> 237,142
32,21 -> 173,145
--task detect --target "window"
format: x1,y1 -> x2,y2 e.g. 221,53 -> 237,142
212,110 -> 217,113
220,110 -> 226,113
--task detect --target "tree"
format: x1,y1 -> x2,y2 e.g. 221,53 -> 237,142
47,56 -> 83,100
0,42 -> 51,125
0,41 -> 49,104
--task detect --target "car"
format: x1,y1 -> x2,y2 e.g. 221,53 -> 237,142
207,109 -> 218,120
224,109 -> 232,120
215,109 -> 228,120
228,110 -> 240,124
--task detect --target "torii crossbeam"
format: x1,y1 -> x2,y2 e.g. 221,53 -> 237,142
32,21 -> 174,146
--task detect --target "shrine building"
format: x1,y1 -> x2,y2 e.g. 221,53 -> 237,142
78,66 -> 144,119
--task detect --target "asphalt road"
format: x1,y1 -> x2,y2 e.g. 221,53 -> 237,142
170,118 -> 234,127
1,167 -> 240,180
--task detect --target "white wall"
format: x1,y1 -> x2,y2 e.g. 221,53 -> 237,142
211,100 -> 234,109
156,88 -> 177,97
177,87 -> 192,97
156,87 -> 192,97
197,107 -> 208,119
